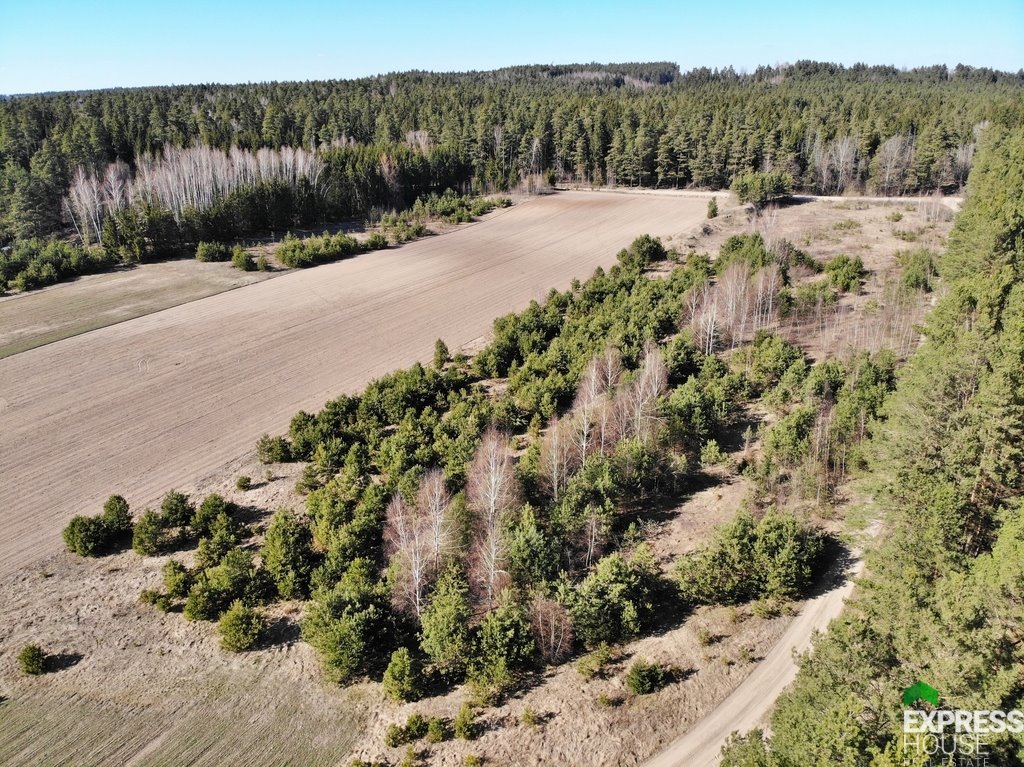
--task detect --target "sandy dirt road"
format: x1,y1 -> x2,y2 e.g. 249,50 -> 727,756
641,553 -> 863,767
0,191 -> 707,577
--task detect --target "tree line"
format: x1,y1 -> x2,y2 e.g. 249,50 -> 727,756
3,60 -> 1022,248
719,120 -> 1024,766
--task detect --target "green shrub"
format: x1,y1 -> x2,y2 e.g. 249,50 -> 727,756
576,643 -> 614,680
256,434 -> 292,463
825,254 -> 867,293
731,170 -> 793,208
561,547 -> 662,649
454,702 -> 477,740
899,249 -> 937,292
676,509 -> 824,605
160,490 -> 194,529
183,577 -> 224,621
18,644 -> 46,675
256,254 -> 270,271
366,232 -> 388,250
521,706 -> 540,726
235,475 -> 252,491
383,647 -> 422,702
192,494 -> 232,538
231,245 -> 255,271
218,600 -> 265,651
625,658 -> 672,695
384,723 -> 406,748
426,717 -> 449,743
707,197 -> 719,218
404,712 -> 428,740
62,514 -> 109,557
700,439 -> 728,467
162,559 -> 194,599
62,494 -> 134,557
132,510 -> 166,556
276,232 -> 367,268
195,241 -> 231,262
464,756 -> 484,767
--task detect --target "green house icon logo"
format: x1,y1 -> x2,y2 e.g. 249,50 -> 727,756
903,681 -> 940,707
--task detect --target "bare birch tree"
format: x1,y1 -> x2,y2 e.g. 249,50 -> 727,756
530,595 -> 574,664
467,428 -> 518,610
385,493 -> 432,618
417,469 -> 455,571
618,342 -> 668,442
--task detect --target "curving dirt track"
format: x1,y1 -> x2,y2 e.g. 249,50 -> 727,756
640,553 -> 863,767
0,191 -> 707,577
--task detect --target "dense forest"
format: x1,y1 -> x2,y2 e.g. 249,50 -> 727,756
720,126 -> 1024,765
2,60 -> 1023,260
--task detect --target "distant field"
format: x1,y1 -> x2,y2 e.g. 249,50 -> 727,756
0,190 -> 709,579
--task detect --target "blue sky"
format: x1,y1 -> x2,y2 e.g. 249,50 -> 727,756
1,0 -> 1021,94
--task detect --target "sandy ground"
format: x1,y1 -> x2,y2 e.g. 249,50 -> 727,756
0,261 -> 272,359
640,551 -> 863,767
0,191 -> 708,579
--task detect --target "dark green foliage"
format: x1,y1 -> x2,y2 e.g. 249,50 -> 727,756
218,600 -> 265,651
382,647 -> 422,702
131,510 -> 166,556
256,434 -> 292,463
162,559 -> 194,599
730,170 -> 794,208
433,339 -> 450,370
824,254 -> 867,293
454,702 -> 477,740
624,658 -> 672,695
235,475 -> 252,491
762,407 -> 816,466
419,567 -> 473,677
196,511 -> 243,569
0,238 -> 115,292
231,245 -> 255,271
191,494 -> 233,538
301,559 -> 393,684
561,547 -> 662,649
160,490 -> 194,529
741,332 -> 805,394
102,495 -> 133,538
716,233 -> 773,274
185,547 -> 270,621
195,241 -> 231,262
616,234 -> 667,271
18,644 -> 46,675
365,232 -> 388,250
62,494 -> 133,557
276,232 -> 368,268
426,717 -> 449,743
719,731 -> 771,767
262,508 -> 315,599
899,248 -> 938,292
62,515 -> 109,557
707,197 -> 718,218
469,594 -> 537,698
183,577 -> 224,621
676,510 -> 824,605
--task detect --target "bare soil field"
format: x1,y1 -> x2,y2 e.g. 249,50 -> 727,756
0,190 -> 708,579
0,260 -> 272,359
